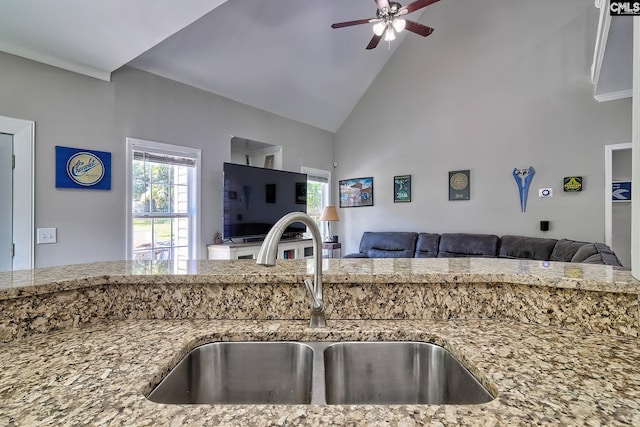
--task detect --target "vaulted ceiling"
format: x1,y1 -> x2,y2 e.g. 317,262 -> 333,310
0,1 -> 631,132
0,0 -> 430,132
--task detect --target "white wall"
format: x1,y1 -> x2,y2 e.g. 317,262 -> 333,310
0,52 -> 334,267
335,0 -> 632,255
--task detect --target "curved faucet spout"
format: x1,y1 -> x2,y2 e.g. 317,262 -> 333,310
256,212 -> 326,328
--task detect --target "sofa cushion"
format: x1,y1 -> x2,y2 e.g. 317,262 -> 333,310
359,231 -> 418,258
499,235 -> 558,260
581,252 -> 623,266
345,231 -> 623,264
550,239 -> 589,262
570,243 -> 598,263
437,233 -> 499,258
343,252 -> 369,258
572,242 -> 622,266
415,233 -> 440,258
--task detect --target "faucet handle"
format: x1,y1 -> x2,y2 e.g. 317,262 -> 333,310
303,278 -> 323,311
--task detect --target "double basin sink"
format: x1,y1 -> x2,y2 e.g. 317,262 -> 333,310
147,341 -> 494,406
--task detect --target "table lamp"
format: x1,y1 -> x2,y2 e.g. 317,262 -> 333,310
319,206 -> 339,242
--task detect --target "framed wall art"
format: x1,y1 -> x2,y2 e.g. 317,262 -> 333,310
563,176 -> 583,192
394,175 -> 411,202
612,181 -> 631,202
448,170 -> 470,201
55,146 -> 112,190
264,154 -> 274,169
339,177 -> 374,208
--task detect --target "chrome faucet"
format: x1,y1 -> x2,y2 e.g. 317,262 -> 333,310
256,212 -> 326,328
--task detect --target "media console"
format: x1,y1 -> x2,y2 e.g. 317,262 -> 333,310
207,238 -> 314,260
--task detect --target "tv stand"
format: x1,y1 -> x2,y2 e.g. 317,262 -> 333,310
239,236 -> 265,243
231,232 -> 302,244
207,238 -> 314,260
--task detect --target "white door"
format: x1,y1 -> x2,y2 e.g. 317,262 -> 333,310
0,116 -> 34,271
0,133 -> 13,271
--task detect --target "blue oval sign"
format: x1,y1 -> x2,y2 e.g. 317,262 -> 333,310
66,151 -> 105,186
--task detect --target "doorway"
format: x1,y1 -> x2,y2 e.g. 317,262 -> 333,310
605,143 -> 632,268
0,133 -> 12,271
230,136 -> 282,169
0,116 -> 35,271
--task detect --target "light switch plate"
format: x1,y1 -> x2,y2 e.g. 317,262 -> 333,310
37,228 -> 57,244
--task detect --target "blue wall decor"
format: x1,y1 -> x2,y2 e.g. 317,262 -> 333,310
612,181 -> 631,202
512,167 -> 535,212
55,146 -> 111,190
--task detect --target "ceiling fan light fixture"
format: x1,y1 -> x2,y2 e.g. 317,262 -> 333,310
331,0 -> 439,50
392,18 -> 406,33
372,21 -> 386,36
384,26 -> 396,41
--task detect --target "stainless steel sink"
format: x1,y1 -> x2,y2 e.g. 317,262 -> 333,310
147,342 -> 314,404
147,341 -> 494,406
324,341 -> 494,405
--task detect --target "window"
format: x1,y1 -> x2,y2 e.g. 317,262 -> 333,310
126,138 -> 201,271
302,167 -> 331,239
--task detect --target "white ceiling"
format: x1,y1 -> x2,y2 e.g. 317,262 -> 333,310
0,1 -> 630,132
129,0 -> 420,132
0,0 -> 227,81
0,0 -> 434,132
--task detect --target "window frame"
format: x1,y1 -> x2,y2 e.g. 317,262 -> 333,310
301,166 -> 332,237
125,137 -> 201,261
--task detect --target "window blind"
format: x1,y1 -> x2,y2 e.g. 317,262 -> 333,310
306,173 -> 329,183
133,151 -> 197,167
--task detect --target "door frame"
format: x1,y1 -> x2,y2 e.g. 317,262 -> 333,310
604,143 -> 632,248
0,116 -> 35,270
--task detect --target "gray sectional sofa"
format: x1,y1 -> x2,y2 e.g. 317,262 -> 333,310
344,232 -> 623,266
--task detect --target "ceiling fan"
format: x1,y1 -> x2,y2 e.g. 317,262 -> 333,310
331,0 -> 440,50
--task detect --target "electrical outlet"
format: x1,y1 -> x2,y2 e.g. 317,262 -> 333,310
538,188 -> 553,198
37,228 -> 57,244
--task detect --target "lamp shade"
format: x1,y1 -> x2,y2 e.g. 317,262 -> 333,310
372,21 -> 386,36
392,18 -> 406,33
384,27 -> 396,41
319,206 -> 339,222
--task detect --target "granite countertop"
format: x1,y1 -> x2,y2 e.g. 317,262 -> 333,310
1,259 -> 640,425
1,258 -> 639,299
1,318 -> 640,426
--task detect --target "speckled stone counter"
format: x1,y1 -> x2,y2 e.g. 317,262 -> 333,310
1,319 -> 640,426
1,259 -> 640,425
0,259 -> 639,342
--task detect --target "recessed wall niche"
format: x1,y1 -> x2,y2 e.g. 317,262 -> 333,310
230,136 -> 282,170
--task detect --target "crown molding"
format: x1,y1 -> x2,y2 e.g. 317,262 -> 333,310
594,89 -> 633,102
0,40 -> 111,82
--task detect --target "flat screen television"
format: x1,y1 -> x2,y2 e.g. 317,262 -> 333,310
223,162 -> 307,241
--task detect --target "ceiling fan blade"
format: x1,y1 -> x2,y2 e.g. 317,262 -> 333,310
375,0 -> 391,11
404,20 -> 434,37
399,0 -> 440,15
331,18 -> 376,29
366,34 -> 382,50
